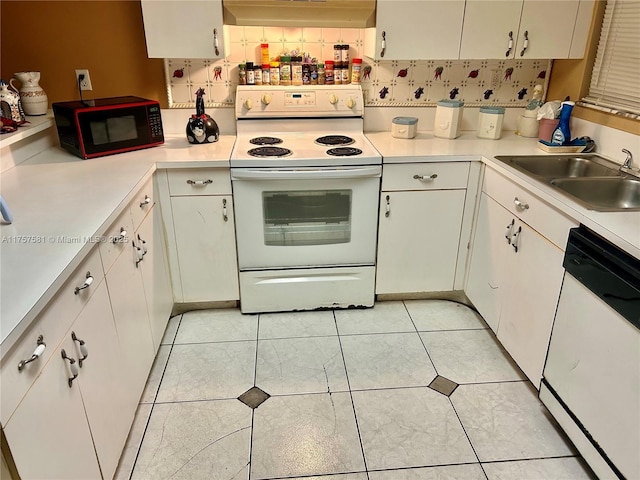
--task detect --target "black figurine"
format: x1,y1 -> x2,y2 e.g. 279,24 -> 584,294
186,88 -> 219,144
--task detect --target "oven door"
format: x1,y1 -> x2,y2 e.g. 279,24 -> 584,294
231,166 -> 381,270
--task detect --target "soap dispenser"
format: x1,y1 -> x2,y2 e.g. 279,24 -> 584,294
551,101 -> 575,145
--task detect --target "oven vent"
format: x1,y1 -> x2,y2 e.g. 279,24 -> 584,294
222,0 -> 376,28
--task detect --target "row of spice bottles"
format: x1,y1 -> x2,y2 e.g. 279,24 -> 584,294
239,58 -> 362,86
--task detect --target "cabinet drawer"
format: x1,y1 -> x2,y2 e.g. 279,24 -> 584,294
1,246 -> 104,425
382,162 -> 470,191
130,176 -> 154,231
167,168 -> 231,196
483,166 -> 578,249
99,207 -> 134,274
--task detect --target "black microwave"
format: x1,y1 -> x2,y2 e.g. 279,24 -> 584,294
52,96 -> 164,159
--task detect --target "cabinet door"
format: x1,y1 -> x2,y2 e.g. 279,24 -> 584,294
68,281 -> 136,480
497,220 -> 565,388
104,238 -> 155,396
137,205 -> 173,350
465,193 -> 514,332
364,0 -> 465,59
171,195 -> 239,302
459,0 -> 524,59
141,0 -> 225,58
376,189 -> 466,294
515,0 -> 581,59
4,339 -> 101,480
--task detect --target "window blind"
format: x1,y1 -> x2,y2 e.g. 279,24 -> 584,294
580,0 -> 640,118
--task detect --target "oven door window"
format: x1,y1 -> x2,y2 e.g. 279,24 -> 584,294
263,189 -> 351,246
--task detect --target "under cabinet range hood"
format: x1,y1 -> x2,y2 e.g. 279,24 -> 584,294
222,0 -> 376,28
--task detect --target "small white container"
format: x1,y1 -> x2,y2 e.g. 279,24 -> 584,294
434,100 -> 464,139
392,116 -> 418,139
477,106 -> 505,140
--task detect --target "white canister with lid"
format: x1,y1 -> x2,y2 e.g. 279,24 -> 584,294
434,100 -> 464,139
392,116 -> 418,139
477,106 -> 505,140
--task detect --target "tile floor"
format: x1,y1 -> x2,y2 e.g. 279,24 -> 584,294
115,300 -> 596,480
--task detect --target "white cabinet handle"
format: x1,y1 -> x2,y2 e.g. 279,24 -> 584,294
511,225 -> 522,253
385,194 -> 391,217
505,31 -> 514,57
380,31 -> 386,57
61,349 -> 79,387
413,174 -> 438,181
139,194 -> 151,208
71,332 -> 88,367
186,179 -> 213,186
113,227 -> 127,244
17,335 -> 46,371
505,219 -> 515,244
520,30 -> 529,57
137,234 -> 148,256
133,240 -> 144,267
74,271 -> 94,295
213,28 -> 220,56
222,198 -> 228,222
514,197 -> 529,210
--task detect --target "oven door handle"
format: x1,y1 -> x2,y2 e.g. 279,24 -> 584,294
231,166 -> 382,180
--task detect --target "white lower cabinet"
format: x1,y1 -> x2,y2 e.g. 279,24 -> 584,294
3,281 -> 121,480
376,162 -> 469,295
466,167 -> 577,387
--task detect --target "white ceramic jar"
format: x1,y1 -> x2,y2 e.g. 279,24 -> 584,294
392,116 -> 418,139
434,100 -> 464,139
477,106 -> 505,140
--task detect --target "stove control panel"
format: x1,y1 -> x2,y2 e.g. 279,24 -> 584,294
235,85 -> 364,119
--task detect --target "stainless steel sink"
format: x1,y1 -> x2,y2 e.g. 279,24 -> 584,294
549,177 -> 640,211
494,154 -> 621,179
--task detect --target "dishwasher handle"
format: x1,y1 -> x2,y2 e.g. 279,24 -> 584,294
231,166 -> 382,181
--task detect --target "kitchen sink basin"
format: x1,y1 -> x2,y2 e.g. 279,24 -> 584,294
549,177 -> 640,211
495,154 -> 622,179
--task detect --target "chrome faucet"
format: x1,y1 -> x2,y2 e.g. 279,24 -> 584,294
620,148 -> 640,178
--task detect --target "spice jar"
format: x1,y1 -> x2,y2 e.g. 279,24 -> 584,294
270,61 -> 280,85
291,56 -> 303,86
333,45 -> 341,64
310,62 -> 318,85
253,64 -> 263,85
280,56 -> 291,86
302,62 -> 311,85
351,58 -> 362,84
262,64 -> 270,86
341,64 -> 350,84
238,63 -> 247,85
317,63 -> 325,85
246,61 -> 255,85
260,43 -> 270,65
325,60 -> 335,85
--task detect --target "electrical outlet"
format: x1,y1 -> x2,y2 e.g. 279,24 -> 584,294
75,69 -> 93,91
490,69 -> 501,89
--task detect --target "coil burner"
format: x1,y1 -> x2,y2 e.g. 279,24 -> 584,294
326,147 -> 363,157
248,146 -> 293,158
250,137 -> 283,145
315,135 -> 355,146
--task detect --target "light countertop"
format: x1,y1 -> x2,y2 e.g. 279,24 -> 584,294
0,136 -> 235,352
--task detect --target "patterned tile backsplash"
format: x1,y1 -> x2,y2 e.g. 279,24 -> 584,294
165,26 -> 551,109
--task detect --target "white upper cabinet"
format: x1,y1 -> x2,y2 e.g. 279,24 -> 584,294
364,0 -> 466,60
141,0 -> 226,58
460,0 -> 593,59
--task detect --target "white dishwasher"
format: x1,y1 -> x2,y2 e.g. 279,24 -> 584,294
540,226 -> 640,480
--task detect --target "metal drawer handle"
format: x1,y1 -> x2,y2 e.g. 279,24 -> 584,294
520,30 -> 529,57
186,179 -> 213,186
61,349 -> 79,387
74,271 -> 94,295
140,194 -> 151,208
385,195 -> 391,217
137,234 -> 148,256
511,226 -> 522,253
505,31 -> 513,57
222,198 -> 228,222
505,219 -> 515,244
213,28 -> 220,56
413,174 -> 438,181
71,332 -> 88,367
514,197 -> 529,210
17,335 -> 46,371
380,31 -> 386,57
113,227 -> 127,244
133,240 -> 144,267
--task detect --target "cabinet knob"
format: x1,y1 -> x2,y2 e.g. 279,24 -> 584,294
61,349 -> 79,387
413,174 -> 438,181
513,197 -> 529,210
71,332 -> 89,368
139,194 -> 151,208
113,227 -> 127,244
17,335 -> 46,371
74,271 -> 94,295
